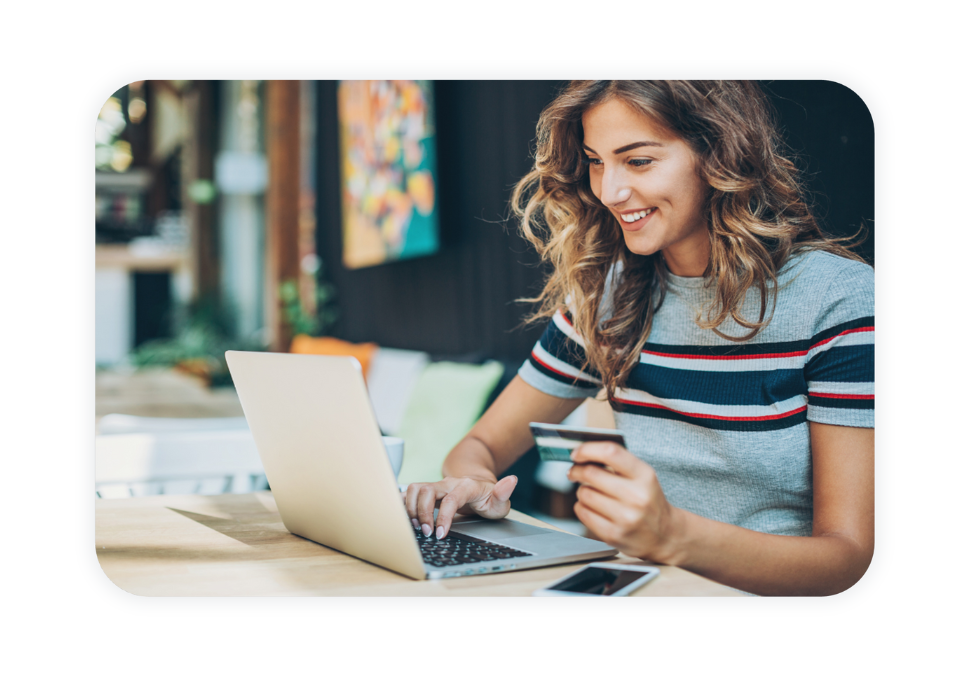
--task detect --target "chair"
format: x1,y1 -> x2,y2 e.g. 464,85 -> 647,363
289,335 -> 378,376
364,347 -> 430,434
394,360 -> 504,485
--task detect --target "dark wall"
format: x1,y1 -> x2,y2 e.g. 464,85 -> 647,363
316,81 -> 563,360
761,80 -> 875,264
315,80 -> 874,360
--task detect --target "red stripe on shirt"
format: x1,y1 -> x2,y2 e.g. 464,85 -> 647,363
615,398 -> 808,422
809,392 -> 875,400
641,350 -> 807,360
531,348 -> 577,381
810,326 -> 874,350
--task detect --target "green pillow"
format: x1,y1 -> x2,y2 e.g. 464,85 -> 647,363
394,360 -> 504,485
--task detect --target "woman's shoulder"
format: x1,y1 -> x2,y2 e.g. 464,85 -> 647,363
780,249 -> 872,281
777,249 -> 873,330
779,249 -> 873,298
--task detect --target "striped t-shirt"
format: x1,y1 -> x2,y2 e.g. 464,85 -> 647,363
519,250 -> 874,537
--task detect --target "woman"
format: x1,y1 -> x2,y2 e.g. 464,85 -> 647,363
403,81 -> 874,596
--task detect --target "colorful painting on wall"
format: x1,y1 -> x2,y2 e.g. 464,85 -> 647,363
338,80 -> 439,269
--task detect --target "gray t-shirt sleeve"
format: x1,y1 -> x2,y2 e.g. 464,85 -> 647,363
518,309 -> 603,399
804,259 -> 875,428
517,265 -> 623,400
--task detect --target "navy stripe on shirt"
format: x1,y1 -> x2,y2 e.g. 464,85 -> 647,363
528,352 -> 600,391
807,394 -> 874,410
806,344 -> 874,383
626,364 -> 806,407
539,320 -> 590,373
531,307 -> 874,429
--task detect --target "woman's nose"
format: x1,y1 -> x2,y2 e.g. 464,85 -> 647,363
600,167 -> 632,206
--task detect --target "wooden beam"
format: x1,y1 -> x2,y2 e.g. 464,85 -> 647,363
182,80 -> 219,303
265,80 -> 302,352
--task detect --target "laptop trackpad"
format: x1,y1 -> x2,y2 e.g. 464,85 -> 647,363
452,519 -> 549,540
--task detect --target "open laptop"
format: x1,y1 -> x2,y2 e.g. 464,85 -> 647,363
224,350 -> 617,580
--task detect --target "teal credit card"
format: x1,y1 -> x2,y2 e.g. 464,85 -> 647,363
530,422 -> 627,463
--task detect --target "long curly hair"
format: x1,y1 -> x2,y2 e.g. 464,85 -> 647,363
512,80 -> 866,397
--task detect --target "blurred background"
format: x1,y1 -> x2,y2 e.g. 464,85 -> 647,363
94,80 -> 874,531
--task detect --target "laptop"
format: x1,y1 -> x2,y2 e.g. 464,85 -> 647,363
224,350 -> 617,580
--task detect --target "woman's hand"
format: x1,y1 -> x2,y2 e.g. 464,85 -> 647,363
568,441 -> 679,562
403,475 -> 519,540
402,377 -> 582,542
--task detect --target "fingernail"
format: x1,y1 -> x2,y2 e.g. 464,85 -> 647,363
421,523 -> 431,537
436,526 -> 444,539
412,518 -> 419,529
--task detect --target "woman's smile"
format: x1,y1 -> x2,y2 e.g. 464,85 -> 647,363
618,207 -> 657,228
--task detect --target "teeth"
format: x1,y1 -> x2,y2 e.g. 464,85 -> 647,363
621,208 -> 654,223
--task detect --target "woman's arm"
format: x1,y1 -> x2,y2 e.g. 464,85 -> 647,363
404,375 -> 585,538
569,422 -> 874,596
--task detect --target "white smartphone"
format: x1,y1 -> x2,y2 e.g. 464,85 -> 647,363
532,563 -> 660,597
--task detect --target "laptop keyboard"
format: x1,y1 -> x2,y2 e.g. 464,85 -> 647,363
414,525 -> 532,567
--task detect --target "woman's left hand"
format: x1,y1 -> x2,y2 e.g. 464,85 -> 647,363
567,441 -> 679,562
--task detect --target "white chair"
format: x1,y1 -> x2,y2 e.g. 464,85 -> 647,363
95,416 -> 267,498
364,347 -> 430,435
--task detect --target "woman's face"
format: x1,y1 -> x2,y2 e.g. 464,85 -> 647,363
581,98 -> 710,276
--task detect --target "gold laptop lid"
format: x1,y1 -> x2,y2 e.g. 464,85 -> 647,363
225,351 -> 426,580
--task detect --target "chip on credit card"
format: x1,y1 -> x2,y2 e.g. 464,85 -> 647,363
529,422 -> 627,462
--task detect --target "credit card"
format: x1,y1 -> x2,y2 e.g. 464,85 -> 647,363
529,422 -> 627,463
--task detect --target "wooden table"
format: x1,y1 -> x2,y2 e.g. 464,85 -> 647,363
96,492 -> 743,596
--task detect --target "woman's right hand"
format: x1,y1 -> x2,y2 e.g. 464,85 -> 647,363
403,475 -> 519,541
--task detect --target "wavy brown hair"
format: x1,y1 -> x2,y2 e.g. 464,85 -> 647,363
512,80 -> 866,397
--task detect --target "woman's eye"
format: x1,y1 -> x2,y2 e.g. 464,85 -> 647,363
628,158 -> 653,167
583,156 -> 602,166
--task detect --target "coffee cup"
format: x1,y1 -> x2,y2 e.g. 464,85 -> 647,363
382,436 -> 404,478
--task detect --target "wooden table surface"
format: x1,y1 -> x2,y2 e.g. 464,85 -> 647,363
95,491 -> 743,597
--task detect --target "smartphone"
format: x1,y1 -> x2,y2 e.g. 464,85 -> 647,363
529,422 -> 627,463
533,563 -> 660,597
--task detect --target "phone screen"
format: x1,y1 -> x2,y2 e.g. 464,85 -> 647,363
548,566 -> 652,596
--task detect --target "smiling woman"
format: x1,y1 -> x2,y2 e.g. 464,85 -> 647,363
513,81 -> 864,397
402,81 -> 874,596
580,99 -> 710,273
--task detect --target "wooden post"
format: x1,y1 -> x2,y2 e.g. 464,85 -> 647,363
265,80 -> 302,352
183,81 -> 219,303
